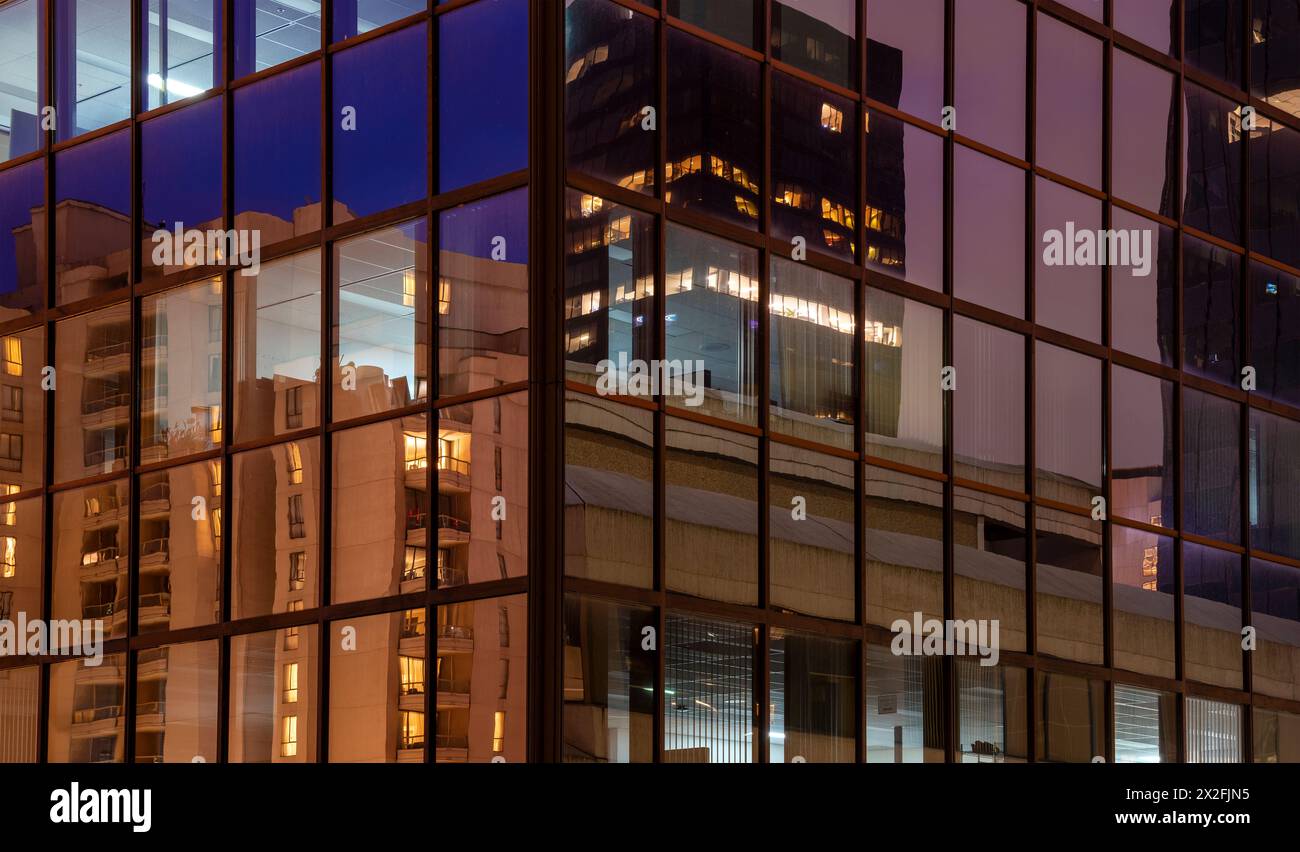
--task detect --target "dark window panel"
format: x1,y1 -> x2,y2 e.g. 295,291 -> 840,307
769,258 -> 855,449
665,417 -> 758,605
1182,233 -> 1241,387
0,0 -> 44,163
1251,557 -> 1300,700
332,24 -> 427,222
141,96 -> 222,280
1183,82 -> 1242,243
55,0 -> 129,141
664,612 -> 754,762
332,0 -> 422,42
1036,506 -> 1104,665
54,303 -> 132,482
233,0 -> 321,79
564,0 -> 656,193
954,146 -> 1025,318
563,393 -> 653,589
136,460 -> 222,633
1251,408 -> 1300,561
1111,525 -> 1176,679
1112,50 -> 1178,218
1252,0 -> 1300,119
1111,210 -> 1177,367
956,661 -> 1028,762
0,159 -> 44,316
1034,177 -> 1102,342
47,653 -> 126,762
1114,683 -> 1177,762
1036,14 -> 1102,189
1183,541 -> 1244,690
1115,0 -> 1177,55
772,0 -> 855,90
51,482 -> 128,638
437,189 -> 529,398
666,0 -> 756,48
0,326 -> 43,492
865,111 -> 943,292
866,0 -> 943,120
771,73 -> 856,262
665,29 -> 761,230
866,642 -> 944,763
1250,261 -> 1300,407
234,62 -> 321,239
140,278 -> 224,462
1249,122 -> 1300,269
865,288 -> 943,472
954,487 -> 1027,653
1183,386 -> 1241,544
1186,0 -> 1244,86
954,316 -> 1025,491
229,626 -> 320,762
1035,342 -> 1102,504
1110,366 -> 1176,528
768,442 -> 855,620
55,129 -> 131,303
769,630 -> 855,762
438,0 -> 528,192
865,465 -> 944,629
954,0 -> 1025,158
142,0 -> 220,110
1036,672 -> 1105,763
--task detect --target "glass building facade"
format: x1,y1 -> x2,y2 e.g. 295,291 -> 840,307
0,0 -> 1298,764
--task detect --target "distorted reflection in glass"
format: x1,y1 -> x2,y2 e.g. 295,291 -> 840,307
136,459 -> 222,633
666,0 -> 755,47
1036,671 -> 1105,762
232,439 -> 321,619
865,642 -> 943,762
330,610 -> 427,762
1111,366 -> 1175,527
55,129 -> 131,303
1250,409 -> 1300,561
665,417 -> 758,605
0,325 -> 43,491
769,630 -> 854,763
133,640 -> 219,762
957,661 -> 1027,762
866,0 -> 943,119
1036,506 -> 1103,665
435,595 -> 527,763
1112,50 -> 1178,217
54,303 -> 131,483
1183,233 -> 1240,387
865,289 -> 942,470
865,466 -> 944,629
1186,0 -> 1243,86
1183,83 -> 1242,242
47,653 -> 126,763
865,112 -> 943,292
954,317 -> 1024,490
1250,261 -> 1300,407
1114,683 -> 1176,763
663,613 -> 754,763
564,393 -> 653,589
1252,0 -> 1300,119
562,595 -> 655,763
769,442 -> 854,620
1111,209 -> 1176,366
1111,525 -> 1175,679
230,626 -> 319,762
0,665 -> 39,761
1252,557 -> 1300,700
1184,541 -> 1243,689
954,487 -> 1027,652
140,278 -> 224,461
51,483 -> 128,643
1183,387 -> 1241,544
0,497 -> 41,645
141,97 -> 221,280
331,415 -> 427,604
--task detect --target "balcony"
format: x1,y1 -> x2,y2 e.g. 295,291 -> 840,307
135,700 -> 166,730
81,545 -> 122,572
72,705 -> 121,725
83,445 -> 127,472
437,623 -> 474,653
139,537 -> 170,567
436,678 -> 470,709
435,734 -> 469,763
437,514 -> 470,546
137,592 -> 172,627
436,565 -> 467,588
85,340 -> 129,363
138,482 -> 171,515
437,455 -> 471,493
81,392 -> 130,423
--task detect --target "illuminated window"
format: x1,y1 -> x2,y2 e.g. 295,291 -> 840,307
820,103 -> 844,133
0,485 -> 17,524
288,552 -> 306,591
404,432 -> 427,471
281,715 -> 298,757
400,655 -> 425,695
0,536 -> 14,577
403,545 -> 425,581
402,269 -> 416,308
400,710 -> 424,749
209,460 -> 223,497
2,337 -> 21,376
286,442 -> 303,484
401,608 -> 426,639
285,601 -> 303,650
282,662 -> 299,703
493,710 -> 506,752
438,277 -> 452,315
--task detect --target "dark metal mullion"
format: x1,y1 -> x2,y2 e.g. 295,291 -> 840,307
36,0 -> 56,765
940,0 -> 957,765
1238,0 -> 1254,764
1172,0 -> 1188,766
755,0 -> 772,765
854,0 -> 868,766
315,5 -> 333,765
425,0 -> 438,768
216,0 -> 236,765
652,0 -> 668,765
1021,0 -> 1038,766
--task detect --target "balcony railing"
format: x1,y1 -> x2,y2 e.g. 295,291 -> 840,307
435,734 -> 468,750
83,600 -> 119,619
81,546 -> 121,567
86,340 -> 129,361
401,563 -> 426,582
437,624 -> 473,640
136,700 -> 166,716
72,705 -> 121,724
138,592 -> 171,610
436,455 -> 469,476
400,681 -> 425,696
437,514 -> 469,534
400,733 -> 425,750
84,445 -> 127,468
140,538 -> 170,559
138,482 -> 171,503
406,511 -> 427,532
436,677 -> 470,694
82,392 -> 129,414
436,565 -> 467,587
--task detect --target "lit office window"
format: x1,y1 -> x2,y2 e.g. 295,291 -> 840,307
333,0 -> 421,41
956,661 -> 1028,763
663,613 -> 754,763
1114,684 -> 1176,763
0,0 -> 43,163
55,0 -> 130,141
233,0 -> 321,78
1186,697 -> 1243,763
865,643 -> 943,763
142,0 -> 220,110
282,715 -> 298,758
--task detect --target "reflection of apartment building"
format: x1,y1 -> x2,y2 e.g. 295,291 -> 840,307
435,596 -> 527,763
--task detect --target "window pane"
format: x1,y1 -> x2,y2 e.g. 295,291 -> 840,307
865,642 -> 943,762
1254,707 -> 1300,762
565,0 -> 656,192
1183,541 -> 1243,689
333,218 -> 428,419
56,0 -> 129,140
0,326 -> 43,491
771,73 -> 856,262
564,393 -> 653,589
1112,525 -> 1175,679
134,640 -> 219,762
666,30 -> 761,230
1250,123 -> 1300,269
1186,0 -> 1243,86
47,653 -> 126,762
865,289 -> 943,471
769,442 -> 854,620
772,0 -> 854,88
664,224 -> 759,424
562,595 -> 655,763
0,665 -> 39,762
1183,233 -> 1240,387
137,459 -> 221,632
438,0 -> 528,192
331,611 -> 426,762
232,438 -> 321,619
52,482 -> 127,638
665,417 -> 758,605
0,159 -> 44,316
954,487 -> 1027,652
955,147 -> 1025,317
667,0 -> 755,47
1251,408 -> 1300,561
0,497 -> 41,632
332,24 -> 426,222
1183,83 -> 1242,243
234,62 -> 320,239
1111,209 -> 1176,365
1114,684 -> 1176,763
331,414 -> 426,604
1186,698 -> 1243,762
956,661 -> 1028,763
865,466 -> 944,629
770,631 -> 854,763
954,317 -> 1025,490
436,392 -> 528,587
866,0 -> 943,119
434,594 -> 527,762
55,130 -> 131,303
1183,387 -> 1241,544
1036,672 -> 1105,762
1036,506 -> 1103,665
563,191 -> 656,382
954,0 -> 1025,158
1034,177 -> 1102,341
1111,366 -> 1175,528
332,0 -> 421,41
1035,14 -> 1102,189
143,0 -> 220,110
1250,261 -> 1300,407
1252,557 -> 1300,700
233,0 -> 321,78
54,302 -> 131,482
1112,51 -> 1177,217
438,189 -> 529,397
0,0 -> 43,162
769,258 -> 855,449
230,626 -> 319,762
141,278 -> 224,461
142,97 -> 222,279
233,249 -> 321,442
1035,342 -> 1101,503
664,613 -> 754,762
865,113 -> 943,291
1252,0 -> 1300,118
1115,0 -> 1176,54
